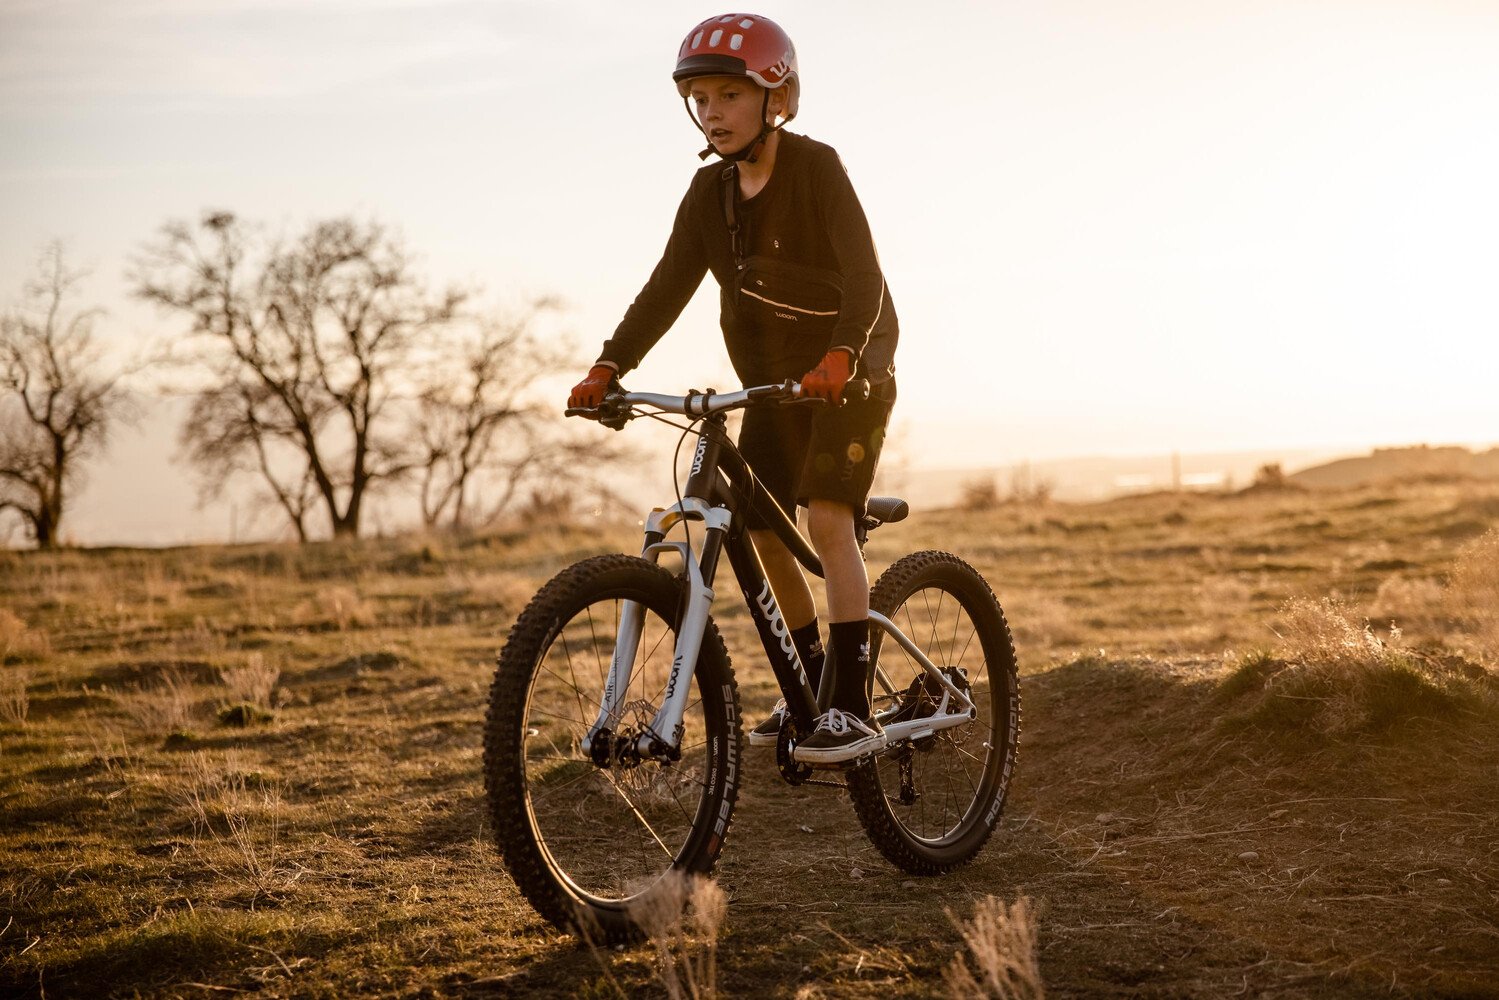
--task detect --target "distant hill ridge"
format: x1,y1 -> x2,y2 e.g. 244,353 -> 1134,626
1291,445 -> 1499,489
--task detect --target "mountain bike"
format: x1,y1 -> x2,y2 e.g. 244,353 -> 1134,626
484,380 -> 1020,941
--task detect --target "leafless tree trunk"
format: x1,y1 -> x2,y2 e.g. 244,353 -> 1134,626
0,243 -> 133,549
134,212 -> 461,540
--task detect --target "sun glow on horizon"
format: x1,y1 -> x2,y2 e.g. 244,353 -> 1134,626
3,1 -> 1498,542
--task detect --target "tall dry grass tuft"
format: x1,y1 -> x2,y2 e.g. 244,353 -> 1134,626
1220,595 -> 1496,734
1274,595 -> 1398,670
1445,528 -> 1499,663
943,895 -> 1045,1000
118,666 -> 201,733
0,608 -> 50,662
0,669 -> 30,725
179,751 -> 295,901
296,586 -> 374,630
1370,575 -> 1444,630
626,870 -> 728,1000
221,653 -> 281,709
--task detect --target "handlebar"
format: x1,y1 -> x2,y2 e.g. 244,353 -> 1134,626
566,377 -> 870,425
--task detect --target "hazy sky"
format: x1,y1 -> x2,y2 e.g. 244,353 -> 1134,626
4,0 -> 1498,493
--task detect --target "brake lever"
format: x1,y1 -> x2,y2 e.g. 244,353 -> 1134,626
565,392 -> 632,430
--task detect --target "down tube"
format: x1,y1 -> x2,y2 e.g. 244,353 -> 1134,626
723,529 -> 819,731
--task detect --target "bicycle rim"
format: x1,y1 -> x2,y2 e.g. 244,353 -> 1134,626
853,551 -> 1018,868
508,560 -> 732,912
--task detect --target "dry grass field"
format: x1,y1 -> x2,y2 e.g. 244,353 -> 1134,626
2,478 -> 1498,998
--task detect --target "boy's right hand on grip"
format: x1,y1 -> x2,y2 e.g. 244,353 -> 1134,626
568,364 -> 618,410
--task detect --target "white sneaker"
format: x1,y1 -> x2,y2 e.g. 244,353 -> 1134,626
792,708 -> 887,765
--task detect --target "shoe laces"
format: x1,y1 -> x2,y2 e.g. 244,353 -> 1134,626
811,707 -> 874,737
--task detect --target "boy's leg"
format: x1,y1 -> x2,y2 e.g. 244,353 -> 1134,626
794,498 -> 884,764
748,528 -> 817,629
788,380 -> 895,764
806,499 -> 873,716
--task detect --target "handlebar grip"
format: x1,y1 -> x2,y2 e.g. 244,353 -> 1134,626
843,378 -> 870,403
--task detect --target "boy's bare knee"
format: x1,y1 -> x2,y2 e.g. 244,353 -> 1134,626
806,500 -> 855,549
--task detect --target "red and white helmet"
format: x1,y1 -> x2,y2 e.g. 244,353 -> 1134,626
673,13 -> 800,120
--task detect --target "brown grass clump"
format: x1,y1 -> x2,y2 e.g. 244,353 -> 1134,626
220,653 -> 281,709
0,668 -> 29,726
295,585 -> 374,630
625,871 -> 728,1000
1220,596 -> 1497,734
943,895 -> 1044,1000
1370,574 -> 1444,628
1275,595 -> 1398,669
0,608 -> 50,661
179,751 -> 296,902
1445,527 -> 1499,663
118,666 -> 202,734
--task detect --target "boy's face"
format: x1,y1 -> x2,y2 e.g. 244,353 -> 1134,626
688,76 -> 785,157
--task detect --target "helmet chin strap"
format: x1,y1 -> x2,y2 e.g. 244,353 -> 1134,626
683,89 -> 793,165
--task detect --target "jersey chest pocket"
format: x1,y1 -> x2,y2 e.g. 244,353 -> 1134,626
735,256 -> 842,337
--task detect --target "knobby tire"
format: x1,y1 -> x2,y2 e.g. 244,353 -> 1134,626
484,554 -> 741,942
846,550 -> 1021,874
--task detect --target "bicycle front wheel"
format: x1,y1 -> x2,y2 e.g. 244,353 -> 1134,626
847,550 -> 1020,873
484,555 -> 740,941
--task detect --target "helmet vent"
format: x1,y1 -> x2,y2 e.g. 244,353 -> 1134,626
729,33 -> 743,51
740,18 -> 754,28
709,28 -> 723,47
719,14 -> 735,22
691,30 -> 703,49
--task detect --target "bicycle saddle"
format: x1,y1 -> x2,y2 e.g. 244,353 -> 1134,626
864,496 -> 910,526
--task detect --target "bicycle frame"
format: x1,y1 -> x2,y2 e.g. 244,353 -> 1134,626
576,387 -> 977,763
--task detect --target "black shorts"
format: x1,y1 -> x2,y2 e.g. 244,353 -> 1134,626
736,378 -> 896,528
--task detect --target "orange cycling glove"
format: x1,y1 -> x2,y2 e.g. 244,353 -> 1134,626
799,349 -> 853,402
568,364 -> 618,410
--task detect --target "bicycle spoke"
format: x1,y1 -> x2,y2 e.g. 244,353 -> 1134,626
555,631 -> 594,731
603,772 -> 674,860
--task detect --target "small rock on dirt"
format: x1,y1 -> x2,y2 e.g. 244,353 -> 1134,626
1239,851 -> 1260,862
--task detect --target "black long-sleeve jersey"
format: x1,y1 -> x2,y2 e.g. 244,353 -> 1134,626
597,131 -> 898,386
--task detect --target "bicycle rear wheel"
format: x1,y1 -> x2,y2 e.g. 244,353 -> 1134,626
484,555 -> 740,941
847,550 -> 1020,873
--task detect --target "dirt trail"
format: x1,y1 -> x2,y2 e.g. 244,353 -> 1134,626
496,654 -> 1498,998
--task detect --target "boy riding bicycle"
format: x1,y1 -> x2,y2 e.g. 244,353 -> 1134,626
569,12 -> 898,765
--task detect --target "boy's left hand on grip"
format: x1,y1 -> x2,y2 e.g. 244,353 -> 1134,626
799,349 -> 853,402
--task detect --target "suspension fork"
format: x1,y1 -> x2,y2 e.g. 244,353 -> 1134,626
580,414 -> 738,760
577,495 -> 731,759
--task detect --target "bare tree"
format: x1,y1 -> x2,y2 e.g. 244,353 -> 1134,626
134,212 -> 462,539
0,243 -> 133,548
411,300 -> 638,530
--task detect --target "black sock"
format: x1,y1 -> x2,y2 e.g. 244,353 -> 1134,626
828,619 -> 872,719
790,620 -> 825,695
